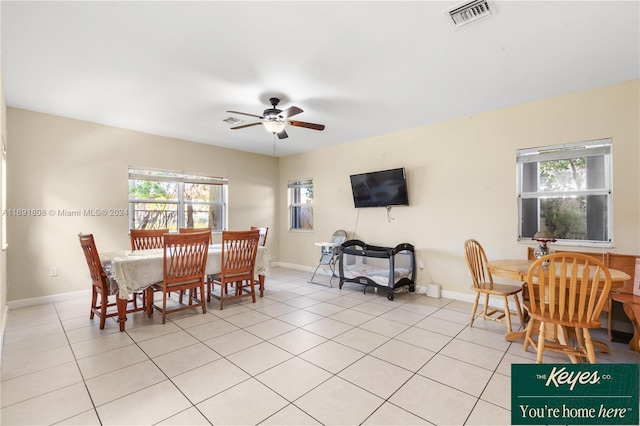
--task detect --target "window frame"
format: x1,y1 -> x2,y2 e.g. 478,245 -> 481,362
288,178 -> 313,231
128,167 -> 228,232
516,139 -> 613,248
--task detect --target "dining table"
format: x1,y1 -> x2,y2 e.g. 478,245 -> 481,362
487,258 -> 631,360
101,244 -> 270,331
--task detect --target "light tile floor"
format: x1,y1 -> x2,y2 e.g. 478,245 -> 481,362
1,267 -> 638,425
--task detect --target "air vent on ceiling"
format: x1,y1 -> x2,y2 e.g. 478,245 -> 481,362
446,0 -> 495,28
223,116 -> 242,125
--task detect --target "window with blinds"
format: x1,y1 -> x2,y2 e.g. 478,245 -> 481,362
288,179 -> 313,231
128,167 -> 228,231
517,139 -> 613,246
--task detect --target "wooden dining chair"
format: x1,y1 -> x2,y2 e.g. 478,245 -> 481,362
208,229 -> 260,309
249,227 -> 268,293
250,226 -> 268,246
78,233 -> 146,329
178,227 -> 213,302
130,228 -> 169,250
463,239 -> 525,333
150,232 -> 210,323
523,253 -> 612,364
526,247 -> 621,342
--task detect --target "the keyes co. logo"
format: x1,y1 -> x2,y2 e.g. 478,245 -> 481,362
544,365 -> 602,390
512,364 -> 638,425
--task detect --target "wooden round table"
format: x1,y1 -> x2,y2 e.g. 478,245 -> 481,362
488,259 -> 630,285
487,259 -> 631,360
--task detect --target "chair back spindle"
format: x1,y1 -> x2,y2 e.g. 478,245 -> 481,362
130,229 -> 169,250
464,239 -> 494,289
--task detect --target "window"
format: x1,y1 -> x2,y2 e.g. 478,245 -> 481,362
517,139 -> 612,246
128,168 -> 228,231
288,179 -> 313,230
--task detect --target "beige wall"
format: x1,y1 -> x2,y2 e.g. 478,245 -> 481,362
7,109 -> 279,302
4,80 -> 639,307
278,80 -> 640,299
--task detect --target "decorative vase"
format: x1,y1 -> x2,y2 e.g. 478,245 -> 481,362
534,244 -> 554,268
532,231 -> 556,269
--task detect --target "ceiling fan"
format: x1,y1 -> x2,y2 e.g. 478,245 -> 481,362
227,97 -> 325,139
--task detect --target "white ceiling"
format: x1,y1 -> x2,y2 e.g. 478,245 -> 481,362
2,1 -> 639,157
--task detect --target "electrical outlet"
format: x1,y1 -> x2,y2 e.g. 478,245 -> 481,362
50,267 -> 58,277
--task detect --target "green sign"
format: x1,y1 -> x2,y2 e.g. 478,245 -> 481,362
512,364 -> 639,425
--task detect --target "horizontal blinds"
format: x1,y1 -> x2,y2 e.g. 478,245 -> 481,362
517,139 -> 611,164
288,179 -> 313,188
129,167 -> 228,185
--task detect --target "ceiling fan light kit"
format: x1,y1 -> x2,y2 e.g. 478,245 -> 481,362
262,120 -> 286,134
226,97 -> 325,140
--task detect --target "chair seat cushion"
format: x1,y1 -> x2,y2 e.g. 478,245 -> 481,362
152,279 -> 201,290
472,282 -> 523,295
215,271 -> 252,281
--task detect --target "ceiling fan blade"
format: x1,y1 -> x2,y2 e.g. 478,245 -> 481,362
227,110 -> 264,119
231,121 -> 262,130
288,120 -> 325,131
277,128 -> 289,139
279,106 -> 303,119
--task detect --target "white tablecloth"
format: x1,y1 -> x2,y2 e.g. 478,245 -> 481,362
101,245 -> 270,298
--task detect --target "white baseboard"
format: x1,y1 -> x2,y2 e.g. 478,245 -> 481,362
7,289 -> 91,310
276,262 -> 314,273
442,289 -> 477,304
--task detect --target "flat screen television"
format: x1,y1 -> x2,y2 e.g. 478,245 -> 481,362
349,167 -> 409,208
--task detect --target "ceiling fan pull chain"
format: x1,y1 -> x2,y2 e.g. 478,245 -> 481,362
272,133 -> 277,156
